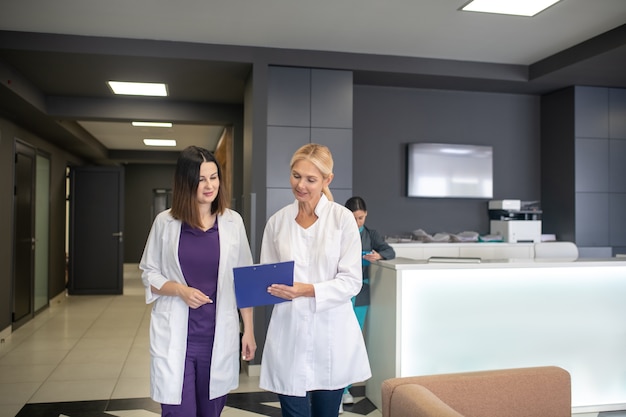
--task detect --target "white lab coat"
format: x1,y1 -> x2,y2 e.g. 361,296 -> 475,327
259,195 -> 372,396
139,209 -> 253,404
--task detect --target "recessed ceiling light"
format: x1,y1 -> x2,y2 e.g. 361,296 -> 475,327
143,139 -> 177,147
108,81 -> 168,96
132,121 -> 173,128
461,0 -> 561,17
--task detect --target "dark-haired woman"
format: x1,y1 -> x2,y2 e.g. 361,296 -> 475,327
344,196 -> 396,327
140,146 -> 255,417
341,196 -> 395,406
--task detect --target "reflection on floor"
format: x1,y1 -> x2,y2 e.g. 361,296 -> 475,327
14,386 -> 376,417
0,265 -> 379,417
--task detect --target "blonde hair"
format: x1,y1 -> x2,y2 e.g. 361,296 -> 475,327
290,143 -> 334,201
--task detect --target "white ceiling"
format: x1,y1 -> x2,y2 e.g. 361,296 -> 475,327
1,0 -> 626,159
3,0 -> 625,65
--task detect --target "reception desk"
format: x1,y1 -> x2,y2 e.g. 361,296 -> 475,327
389,241 -> 535,260
365,257 -> 626,413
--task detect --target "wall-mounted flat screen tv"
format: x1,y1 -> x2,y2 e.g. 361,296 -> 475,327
407,143 -> 493,198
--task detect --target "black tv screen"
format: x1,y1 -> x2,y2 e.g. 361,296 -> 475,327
407,143 -> 493,198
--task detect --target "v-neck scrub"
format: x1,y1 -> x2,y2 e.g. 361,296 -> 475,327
179,220 -> 220,343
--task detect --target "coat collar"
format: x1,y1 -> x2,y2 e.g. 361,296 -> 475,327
289,193 -> 330,216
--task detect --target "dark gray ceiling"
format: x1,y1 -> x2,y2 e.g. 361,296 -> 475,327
1,2 -> 625,165
0,33 -> 255,163
0,49 -> 251,103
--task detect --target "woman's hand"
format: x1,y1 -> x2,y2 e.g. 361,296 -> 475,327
178,285 -> 212,309
267,282 -> 314,300
241,330 -> 256,361
152,282 -> 212,308
240,307 -> 255,361
363,250 -> 382,262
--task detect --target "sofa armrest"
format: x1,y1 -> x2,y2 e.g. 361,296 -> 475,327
390,384 -> 465,417
381,366 -> 571,417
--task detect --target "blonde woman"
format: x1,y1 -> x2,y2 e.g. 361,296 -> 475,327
259,143 -> 371,417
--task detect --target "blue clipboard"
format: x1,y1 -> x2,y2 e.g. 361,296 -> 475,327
233,261 -> 294,308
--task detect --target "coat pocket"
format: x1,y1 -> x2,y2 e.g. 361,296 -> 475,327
149,310 -> 172,358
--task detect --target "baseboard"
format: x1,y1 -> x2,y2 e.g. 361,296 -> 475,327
50,290 -> 66,305
0,325 -> 11,343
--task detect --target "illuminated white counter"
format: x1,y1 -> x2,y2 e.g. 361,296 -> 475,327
365,257 -> 626,414
389,242 -> 535,260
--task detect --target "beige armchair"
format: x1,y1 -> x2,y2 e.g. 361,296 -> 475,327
381,366 -> 571,417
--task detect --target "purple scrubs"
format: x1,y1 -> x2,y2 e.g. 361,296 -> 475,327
162,220 -> 226,417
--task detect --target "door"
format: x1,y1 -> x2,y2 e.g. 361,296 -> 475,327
152,188 -> 172,219
13,141 -> 35,328
68,166 -> 124,295
34,153 -> 51,312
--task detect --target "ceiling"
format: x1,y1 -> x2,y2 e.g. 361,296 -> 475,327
1,0 -> 626,164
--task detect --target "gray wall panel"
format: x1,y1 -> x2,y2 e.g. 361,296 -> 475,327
266,66 -> 353,222
609,139 -> 626,192
578,247 -> 613,258
266,188 -> 294,221
609,89 -> 626,139
575,86 -> 609,139
268,66 -> 310,127
266,126 -> 310,188
331,189 -> 354,208
575,138 -> 609,192
575,192 -> 609,246
609,193 -> 626,246
542,86 -> 626,252
311,69 -> 353,129
311,128 -> 352,189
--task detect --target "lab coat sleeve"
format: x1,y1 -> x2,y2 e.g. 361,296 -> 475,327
139,211 -> 172,304
313,209 -> 363,312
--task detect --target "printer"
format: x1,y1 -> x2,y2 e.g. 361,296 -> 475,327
488,200 -> 542,243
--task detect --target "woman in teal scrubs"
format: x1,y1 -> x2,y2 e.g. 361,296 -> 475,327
342,196 -> 395,406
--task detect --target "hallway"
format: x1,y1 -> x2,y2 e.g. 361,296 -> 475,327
0,265 -> 378,417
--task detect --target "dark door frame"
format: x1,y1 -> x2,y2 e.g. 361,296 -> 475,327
12,140 -> 36,329
68,166 -> 124,295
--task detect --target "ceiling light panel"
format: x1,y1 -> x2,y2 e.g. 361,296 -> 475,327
143,139 -> 177,147
461,0 -> 561,17
108,81 -> 168,96
132,121 -> 173,128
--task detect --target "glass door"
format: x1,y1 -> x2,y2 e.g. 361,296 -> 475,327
34,153 -> 50,312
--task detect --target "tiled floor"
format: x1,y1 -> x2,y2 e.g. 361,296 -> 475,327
3,265 -> 626,417
0,265 -> 380,417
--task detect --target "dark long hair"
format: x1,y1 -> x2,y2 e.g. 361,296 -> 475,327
170,146 -> 229,228
345,196 -> 367,212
